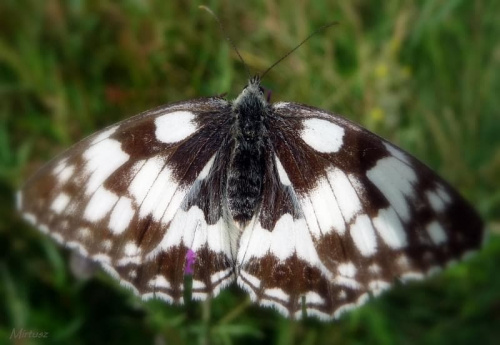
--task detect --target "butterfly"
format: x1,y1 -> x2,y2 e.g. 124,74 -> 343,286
17,75 -> 483,320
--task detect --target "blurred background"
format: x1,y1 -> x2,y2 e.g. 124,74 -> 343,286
1,1 -> 499,344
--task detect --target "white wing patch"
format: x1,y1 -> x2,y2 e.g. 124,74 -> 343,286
372,207 -> 407,249
426,190 -> 446,212
367,156 -> 417,222
148,275 -> 171,289
57,165 -> 75,185
300,197 -> 322,238
275,155 -> 291,186
84,186 -> 119,222
155,206 -> 233,257
83,138 -> 130,195
90,125 -> 119,145
140,164 -> 176,221
426,184 -> 452,213
426,221 -> 447,245
198,155 -> 216,179
264,288 -> 290,302
108,197 -> 135,235
304,291 -> 325,304
124,242 -> 141,256
301,168 -> 364,239
328,168 -> 362,222
50,193 -> 71,214
350,214 -> 377,256
129,157 -> 166,217
300,118 -> 345,153
308,179 -> 345,235
337,262 -> 357,278
383,142 -> 410,164
155,111 -> 197,143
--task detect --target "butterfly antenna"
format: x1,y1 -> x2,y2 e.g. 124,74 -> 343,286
260,21 -> 339,80
199,6 -> 251,79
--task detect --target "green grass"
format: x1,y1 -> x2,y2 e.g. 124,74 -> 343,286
1,1 -> 499,344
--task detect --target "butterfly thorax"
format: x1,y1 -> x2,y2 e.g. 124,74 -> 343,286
227,78 -> 269,224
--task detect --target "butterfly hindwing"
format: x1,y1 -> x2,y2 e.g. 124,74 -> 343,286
236,102 -> 483,319
18,97 -> 236,303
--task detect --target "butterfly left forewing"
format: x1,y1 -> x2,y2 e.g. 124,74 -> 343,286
18,98 -> 236,303
237,102 -> 483,320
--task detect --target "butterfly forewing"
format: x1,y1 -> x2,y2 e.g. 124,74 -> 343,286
18,97 -> 237,303
236,102 -> 483,320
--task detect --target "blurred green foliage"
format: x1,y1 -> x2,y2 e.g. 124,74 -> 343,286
1,1 -> 499,344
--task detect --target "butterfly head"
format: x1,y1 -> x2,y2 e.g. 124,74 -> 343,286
233,75 -> 268,117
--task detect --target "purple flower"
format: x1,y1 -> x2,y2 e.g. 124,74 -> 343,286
184,249 -> 196,275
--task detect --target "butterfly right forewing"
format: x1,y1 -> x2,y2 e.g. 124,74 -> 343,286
18,97 -> 237,303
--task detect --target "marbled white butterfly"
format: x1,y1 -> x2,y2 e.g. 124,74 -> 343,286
17,74 -> 483,320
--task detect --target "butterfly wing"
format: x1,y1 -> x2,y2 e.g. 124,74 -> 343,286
236,102 -> 483,320
18,98 -> 236,303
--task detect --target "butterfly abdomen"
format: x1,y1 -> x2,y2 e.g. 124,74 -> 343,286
227,79 -> 269,223
227,142 -> 265,223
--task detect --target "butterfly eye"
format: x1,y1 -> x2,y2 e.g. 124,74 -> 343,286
259,87 -> 265,95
